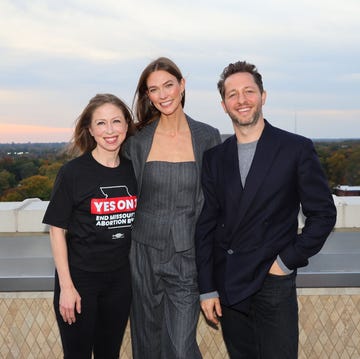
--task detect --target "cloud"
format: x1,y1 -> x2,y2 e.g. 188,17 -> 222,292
2,0 -> 357,62
0,88 -> 76,126
0,0 -> 359,142
265,108 -> 360,138
0,123 -> 72,143
338,73 -> 360,83
0,1 -> 145,61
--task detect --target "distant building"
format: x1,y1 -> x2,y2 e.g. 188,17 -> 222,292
334,185 -> 360,196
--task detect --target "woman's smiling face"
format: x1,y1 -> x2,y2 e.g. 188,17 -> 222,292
146,70 -> 185,116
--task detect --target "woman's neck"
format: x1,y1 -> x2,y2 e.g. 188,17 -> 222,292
158,110 -> 187,135
91,148 -> 120,168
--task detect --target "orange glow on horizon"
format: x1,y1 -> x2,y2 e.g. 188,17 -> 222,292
0,123 -> 73,143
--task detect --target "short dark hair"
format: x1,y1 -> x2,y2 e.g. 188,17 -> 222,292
217,61 -> 264,99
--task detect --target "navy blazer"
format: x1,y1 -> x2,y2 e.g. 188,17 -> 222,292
195,120 -> 336,309
123,115 -> 221,251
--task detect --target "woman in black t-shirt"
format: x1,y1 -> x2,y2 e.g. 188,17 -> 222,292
43,94 -> 137,359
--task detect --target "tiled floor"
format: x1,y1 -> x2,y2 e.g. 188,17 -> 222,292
1,289 -> 360,358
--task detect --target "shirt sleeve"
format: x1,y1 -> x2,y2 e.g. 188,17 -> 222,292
42,165 -> 74,229
276,254 -> 293,274
200,291 -> 219,301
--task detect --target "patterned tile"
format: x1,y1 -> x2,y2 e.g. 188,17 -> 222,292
0,291 -> 359,358
298,294 -> 360,359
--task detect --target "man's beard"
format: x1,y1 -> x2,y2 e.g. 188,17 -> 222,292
230,107 -> 262,128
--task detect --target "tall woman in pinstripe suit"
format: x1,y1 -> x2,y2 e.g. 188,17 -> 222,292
123,57 -> 221,358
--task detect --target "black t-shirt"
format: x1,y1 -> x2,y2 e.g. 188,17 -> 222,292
43,153 -> 137,272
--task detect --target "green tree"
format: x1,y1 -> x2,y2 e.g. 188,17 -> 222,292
17,161 -> 38,180
0,169 -> 16,195
1,175 -> 53,201
326,152 -> 348,188
39,162 -> 63,182
344,149 -> 360,185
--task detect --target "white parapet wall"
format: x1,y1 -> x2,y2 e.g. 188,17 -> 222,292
0,195 -> 359,232
333,196 -> 360,228
0,198 -> 49,233
17,198 -> 50,232
0,202 -> 22,232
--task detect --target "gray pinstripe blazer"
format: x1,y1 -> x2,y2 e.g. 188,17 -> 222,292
122,115 -> 221,251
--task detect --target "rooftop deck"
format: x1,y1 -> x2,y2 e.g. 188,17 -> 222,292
1,198 -> 360,358
0,230 -> 359,291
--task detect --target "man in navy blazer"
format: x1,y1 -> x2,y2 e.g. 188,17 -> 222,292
195,61 -> 336,358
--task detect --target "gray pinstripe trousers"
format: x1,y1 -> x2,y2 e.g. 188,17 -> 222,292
129,239 -> 202,359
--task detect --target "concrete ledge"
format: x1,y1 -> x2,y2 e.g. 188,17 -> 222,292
0,199 -> 49,233
0,202 -> 21,232
0,258 -> 54,291
1,231 -> 359,292
297,231 -> 360,287
334,196 -> 360,227
1,195 -> 360,233
0,233 -> 54,292
17,199 -> 49,232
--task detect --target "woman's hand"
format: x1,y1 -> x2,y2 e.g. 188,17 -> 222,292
59,286 -> 81,325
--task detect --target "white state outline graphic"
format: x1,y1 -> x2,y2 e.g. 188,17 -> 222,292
99,185 -> 132,198
96,185 -> 136,230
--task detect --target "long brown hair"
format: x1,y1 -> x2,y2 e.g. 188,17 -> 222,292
68,93 -> 135,156
133,57 -> 185,130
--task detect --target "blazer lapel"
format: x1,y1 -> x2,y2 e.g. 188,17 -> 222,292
187,115 -> 202,170
229,121 -> 280,239
135,119 -> 159,194
141,119 -> 159,158
223,136 -> 244,234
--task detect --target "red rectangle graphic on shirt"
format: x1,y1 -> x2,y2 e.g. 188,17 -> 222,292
91,196 -> 137,214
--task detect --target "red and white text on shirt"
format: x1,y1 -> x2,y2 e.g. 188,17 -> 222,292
91,196 -> 137,214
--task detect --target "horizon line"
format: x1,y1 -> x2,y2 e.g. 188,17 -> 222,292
1,136 -> 360,145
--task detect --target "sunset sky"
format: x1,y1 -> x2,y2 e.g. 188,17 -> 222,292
0,0 -> 359,143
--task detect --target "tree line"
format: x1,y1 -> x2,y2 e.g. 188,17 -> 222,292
0,143 -> 69,201
0,140 -> 359,201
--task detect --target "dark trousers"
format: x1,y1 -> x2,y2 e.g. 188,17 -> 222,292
54,265 -> 132,359
220,272 -> 298,359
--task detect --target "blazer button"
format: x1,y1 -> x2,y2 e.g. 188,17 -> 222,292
227,249 -> 234,255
